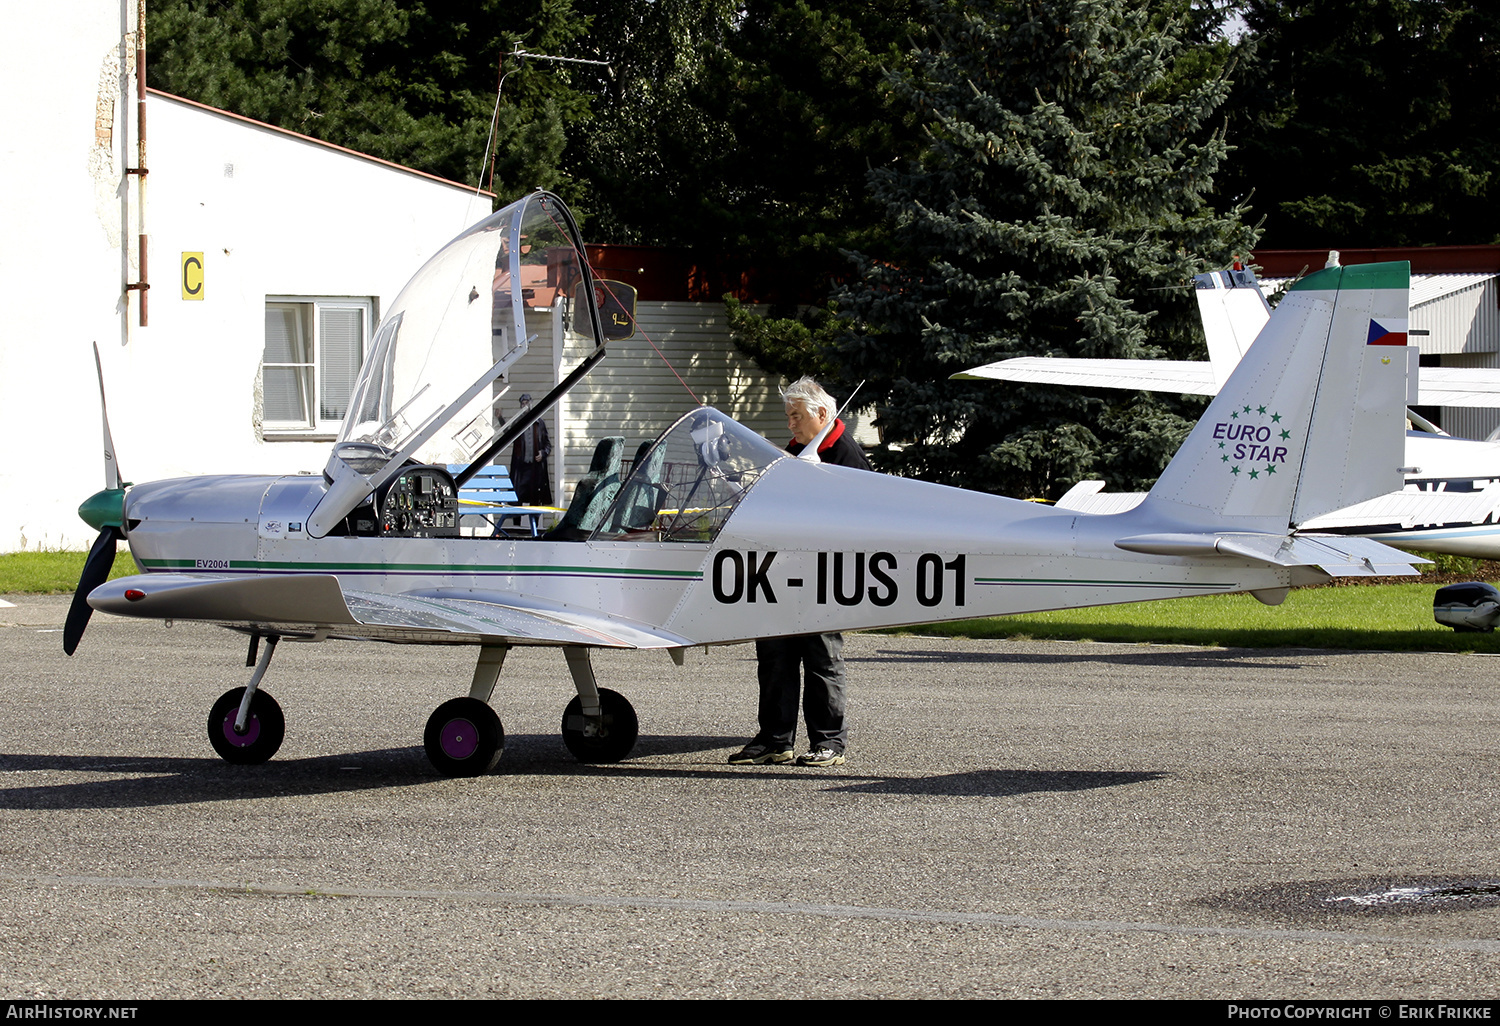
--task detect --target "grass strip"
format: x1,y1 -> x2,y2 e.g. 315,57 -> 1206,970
0,550 -> 136,595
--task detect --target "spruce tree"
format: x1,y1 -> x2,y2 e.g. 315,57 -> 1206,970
835,0 -> 1258,498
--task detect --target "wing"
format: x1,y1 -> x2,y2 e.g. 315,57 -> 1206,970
951,357 -> 1219,395
87,574 -> 694,648
1415,367 -> 1500,409
957,358 -> 1500,409
1054,480 -> 1148,514
1296,483 -> 1500,530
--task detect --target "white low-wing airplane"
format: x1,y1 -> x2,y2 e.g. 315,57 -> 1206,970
66,192 -> 1424,775
957,263 -> 1500,558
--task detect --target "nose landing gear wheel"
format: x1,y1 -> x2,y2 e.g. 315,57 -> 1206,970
561,688 -> 638,763
208,687 -> 285,764
424,697 -> 504,776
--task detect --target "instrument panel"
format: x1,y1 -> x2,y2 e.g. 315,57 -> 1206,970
379,466 -> 459,537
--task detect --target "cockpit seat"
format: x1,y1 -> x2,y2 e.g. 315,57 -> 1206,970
605,440 -> 669,536
544,436 -> 625,541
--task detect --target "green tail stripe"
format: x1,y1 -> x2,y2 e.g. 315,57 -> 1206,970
1289,261 -> 1410,293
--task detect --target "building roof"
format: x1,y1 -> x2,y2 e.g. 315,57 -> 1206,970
147,88 -> 492,198
1411,273 -> 1498,307
1252,246 -> 1500,277
1260,270 -> 1494,306
1260,272 -> 1496,308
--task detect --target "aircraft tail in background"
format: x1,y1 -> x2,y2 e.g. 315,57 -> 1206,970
1195,265 -> 1271,389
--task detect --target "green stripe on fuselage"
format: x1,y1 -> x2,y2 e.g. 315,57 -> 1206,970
140,558 -> 701,579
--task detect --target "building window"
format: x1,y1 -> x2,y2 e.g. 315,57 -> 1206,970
263,297 -> 373,434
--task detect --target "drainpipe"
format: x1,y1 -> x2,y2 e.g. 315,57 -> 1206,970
124,0 -> 149,326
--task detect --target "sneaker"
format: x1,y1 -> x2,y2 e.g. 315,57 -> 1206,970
728,742 -> 795,765
797,747 -> 846,767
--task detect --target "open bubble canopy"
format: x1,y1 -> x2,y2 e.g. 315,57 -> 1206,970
304,191 -> 787,542
337,190 -> 597,467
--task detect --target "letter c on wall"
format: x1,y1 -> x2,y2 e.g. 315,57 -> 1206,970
182,252 -> 204,300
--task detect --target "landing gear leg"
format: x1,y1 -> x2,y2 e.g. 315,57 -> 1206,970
560,648 -> 638,763
208,634 -> 285,764
423,644 -> 508,776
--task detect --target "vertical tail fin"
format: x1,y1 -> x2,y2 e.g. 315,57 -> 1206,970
1194,266 -> 1272,389
1145,262 -> 1413,532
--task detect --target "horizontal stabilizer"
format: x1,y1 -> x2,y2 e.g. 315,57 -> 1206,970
1114,532 -> 1424,576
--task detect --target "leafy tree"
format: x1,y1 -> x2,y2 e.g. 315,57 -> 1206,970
833,0 -> 1258,499
1219,0 -> 1500,246
562,0 -> 739,245
146,0 -> 592,202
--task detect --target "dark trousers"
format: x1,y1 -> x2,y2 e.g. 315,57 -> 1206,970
755,633 -> 847,752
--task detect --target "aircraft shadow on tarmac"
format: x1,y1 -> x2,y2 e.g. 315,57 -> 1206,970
857,647 -> 1311,671
0,735 -> 1164,808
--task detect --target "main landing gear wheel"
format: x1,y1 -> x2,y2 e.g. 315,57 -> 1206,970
424,697 -> 504,777
208,687 -> 285,765
561,688 -> 638,763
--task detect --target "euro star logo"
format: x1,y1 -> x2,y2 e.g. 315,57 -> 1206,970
1210,403 -> 1296,480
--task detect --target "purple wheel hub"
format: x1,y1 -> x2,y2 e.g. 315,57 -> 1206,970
439,718 -> 479,760
220,711 -> 261,748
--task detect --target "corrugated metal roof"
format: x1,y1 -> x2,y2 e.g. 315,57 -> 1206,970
1412,273 -> 1497,306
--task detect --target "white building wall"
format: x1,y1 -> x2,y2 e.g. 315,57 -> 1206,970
1411,276 -> 1499,356
125,92 -> 490,483
1414,277 -> 1500,440
0,1 -> 138,551
0,12 -> 488,551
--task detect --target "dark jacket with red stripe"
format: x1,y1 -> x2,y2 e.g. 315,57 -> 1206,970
786,418 -> 872,471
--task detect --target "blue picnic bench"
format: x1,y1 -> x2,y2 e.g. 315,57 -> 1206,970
447,463 -> 556,538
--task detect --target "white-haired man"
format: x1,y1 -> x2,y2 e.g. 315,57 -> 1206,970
729,376 -> 872,768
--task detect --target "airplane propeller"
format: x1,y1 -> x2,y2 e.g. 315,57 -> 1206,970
64,344 -> 128,655
63,523 -> 122,655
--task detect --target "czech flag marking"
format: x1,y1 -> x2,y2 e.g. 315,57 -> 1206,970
1366,318 -> 1408,346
